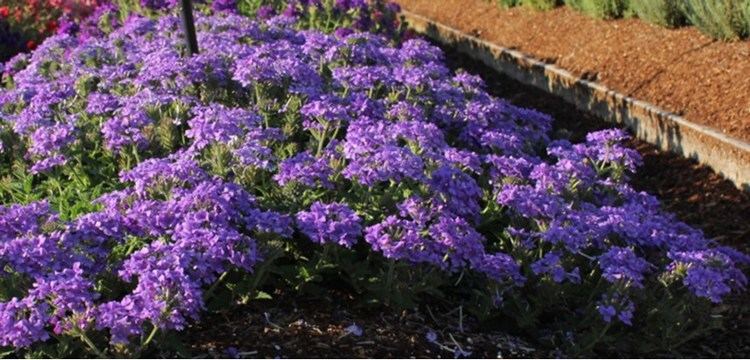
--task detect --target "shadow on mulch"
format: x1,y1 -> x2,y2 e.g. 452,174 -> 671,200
183,44 -> 749,359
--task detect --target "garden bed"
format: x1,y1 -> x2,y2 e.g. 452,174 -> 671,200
177,43 -> 750,359
1,2 -> 749,358
396,0 -> 750,143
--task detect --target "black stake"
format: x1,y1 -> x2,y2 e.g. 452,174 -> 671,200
180,0 -> 199,55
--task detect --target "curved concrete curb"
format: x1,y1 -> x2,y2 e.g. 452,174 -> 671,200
402,10 -> 750,191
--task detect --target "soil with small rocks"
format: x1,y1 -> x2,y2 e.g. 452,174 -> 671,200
184,294 -> 548,358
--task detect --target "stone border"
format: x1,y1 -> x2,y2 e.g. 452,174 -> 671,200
402,10 -> 750,191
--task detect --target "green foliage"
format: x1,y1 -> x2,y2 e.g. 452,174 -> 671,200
492,0 -> 559,10
564,0 -> 628,19
494,271 -> 722,356
496,0 -> 522,8
743,0 -> 750,35
629,0 -> 685,28
523,0 -> 560,11
680,0 -> 747,40
237,0 -> 407,39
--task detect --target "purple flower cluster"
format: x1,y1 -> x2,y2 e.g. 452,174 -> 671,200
186,104 -> 262,151
496,130 -> 748,323
0,154 -> 290,347
597,292 -> 635,325
364,198 -> 524,285
531,252 -> 581,284
274,151 -> 334,188
296,201 -> 362,247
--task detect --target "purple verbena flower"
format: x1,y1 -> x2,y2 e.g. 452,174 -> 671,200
296,202 -> 362,248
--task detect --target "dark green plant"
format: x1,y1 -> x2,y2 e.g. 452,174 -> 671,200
237,0 -> 406,40
523,0 -> 560,11
495,0 -> 522,8
564,0 -> 628,19
629,0 -> 685,28
680,0 -> 747,40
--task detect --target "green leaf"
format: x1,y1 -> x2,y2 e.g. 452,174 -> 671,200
255,291 -> 273,300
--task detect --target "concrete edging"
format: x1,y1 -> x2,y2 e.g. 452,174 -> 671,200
401,10 -> 750,191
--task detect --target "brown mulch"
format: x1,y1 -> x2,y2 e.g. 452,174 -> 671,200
397,0 -> 750,142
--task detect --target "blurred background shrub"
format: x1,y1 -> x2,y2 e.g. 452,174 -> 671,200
680,0 -> 747,40
0,14 -> 26,62
564,0 -> 628,19
489,0 -> 750,40
628,0 -> 685,28
0,0 -> 100,62
523,0 -> 560,11
497,0 -> 521,8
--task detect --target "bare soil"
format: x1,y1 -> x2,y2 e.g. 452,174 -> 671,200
185,294 -> 547,358
397,0 -> 750,142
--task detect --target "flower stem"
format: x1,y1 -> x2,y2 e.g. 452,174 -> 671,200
579,322 -> 611,355
76,330 -> 107,359
204,271 -> 229,300
385,260 -> 396,301
316,121 -> 330,157
141,324 -> 159,349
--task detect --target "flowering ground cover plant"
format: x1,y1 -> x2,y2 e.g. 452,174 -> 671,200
0,3 -> 747,357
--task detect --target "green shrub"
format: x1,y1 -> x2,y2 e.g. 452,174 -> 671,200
743,0 -> 750,35
680,0 -> 746,40
564,0 -> 628,19
495,0 -> 522,8
492,0 -> 558,10
629,0 -> 685,28
523,0 -> 560,11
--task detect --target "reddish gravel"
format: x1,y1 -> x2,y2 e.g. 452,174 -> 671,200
397,0 -> 750,142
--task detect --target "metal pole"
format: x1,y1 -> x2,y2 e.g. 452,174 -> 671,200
181,0 -> 199,55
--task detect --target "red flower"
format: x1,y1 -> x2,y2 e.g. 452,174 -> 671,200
27,40 -> 37,50
46,20 -> 58,33
0,6 -> 9,18
403,29 -> 417,41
